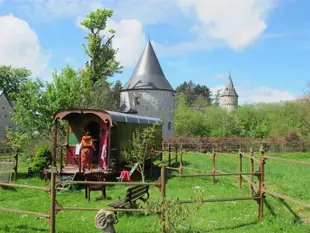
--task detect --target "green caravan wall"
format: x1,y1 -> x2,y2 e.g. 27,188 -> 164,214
67,114 -> 100,145
118,122 -> 161,149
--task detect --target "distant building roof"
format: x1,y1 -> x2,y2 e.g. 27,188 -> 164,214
0,90 -> 13,108
221,76 -> 238,97
122,40 -> 175,92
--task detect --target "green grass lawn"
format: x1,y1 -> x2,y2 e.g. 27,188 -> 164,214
1,152 -> 310,232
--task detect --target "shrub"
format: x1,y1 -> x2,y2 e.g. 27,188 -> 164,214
32,145 -> 52,171
284,131 -> 300,142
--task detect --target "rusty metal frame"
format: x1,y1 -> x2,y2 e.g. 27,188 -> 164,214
52,109 -> 113,127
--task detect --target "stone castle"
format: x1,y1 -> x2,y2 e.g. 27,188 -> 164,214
120,40 -> 175,137
220,75 -> 239,111
120,40 -> 238,136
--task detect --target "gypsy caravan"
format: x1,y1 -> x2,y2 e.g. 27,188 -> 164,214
51,109 -> 162,177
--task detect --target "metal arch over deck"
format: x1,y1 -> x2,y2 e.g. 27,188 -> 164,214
107,111 -> 163,125
53,109 -> 113,127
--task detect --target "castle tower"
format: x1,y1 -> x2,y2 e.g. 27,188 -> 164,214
120,40 -> 175,137
220,75 -> 238,111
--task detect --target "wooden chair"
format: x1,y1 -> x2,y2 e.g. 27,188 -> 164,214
84,172 -> 107,201
116,162 -> 139,182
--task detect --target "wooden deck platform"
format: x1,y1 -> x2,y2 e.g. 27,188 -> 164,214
43,165 -> 119,181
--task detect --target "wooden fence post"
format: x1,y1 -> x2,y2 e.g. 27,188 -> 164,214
258,149 -> 265,221
238,149 -> 243,189
160,166 -> 166,233
175,144 -> 178,163
50,166 -> 56,233
250,148 -> 254,197
14,149 -> 19,181
168,145 -> 171,166
179,151 -> 183,174
212,150 -> 216,184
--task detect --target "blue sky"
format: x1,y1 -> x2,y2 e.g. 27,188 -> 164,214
0,0 -> 309,104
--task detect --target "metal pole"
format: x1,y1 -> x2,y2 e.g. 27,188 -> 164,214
160,166 -> 166,233
238,149 -> 243,189
60,147 -> 63,173
108,124 -> 111,169
50,166 -> 56,233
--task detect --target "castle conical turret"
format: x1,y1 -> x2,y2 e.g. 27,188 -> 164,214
220,75 -> 238,111
122,40 -> 174,91
120,39 -> 175,137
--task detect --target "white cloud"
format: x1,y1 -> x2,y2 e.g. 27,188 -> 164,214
210,81 -> 296,105
12,0 -> 277,57
175,0 -> 276,51
0,14 -> 50,75
106,19 -> 145,67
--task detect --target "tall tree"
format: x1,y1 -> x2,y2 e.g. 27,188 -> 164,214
0,65 -> 31,100
81,9 -> 122,84
176,81 -> 211,106
111,80 -> 122,111
212,90 -> 221,106
79,9 -> 123,110
7,66 -> 85,148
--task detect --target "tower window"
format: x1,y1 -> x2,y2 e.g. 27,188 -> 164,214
134,97 -> 140,105
168,122 -> 172,130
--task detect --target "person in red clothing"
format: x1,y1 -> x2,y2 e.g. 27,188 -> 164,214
81,132 -> 96,171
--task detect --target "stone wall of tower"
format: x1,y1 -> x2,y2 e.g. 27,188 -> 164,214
0,93 -> 15,139
220,95 -> 238,111
120,90 -> 175,137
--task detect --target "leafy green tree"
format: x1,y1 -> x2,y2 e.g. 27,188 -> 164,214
204,106 -> 237,137
175,93 -> 210,137
234,105 -> 270,138
111,80 -> 122,110
81,9 -> 122,84
79,9 -> 122,110
7,66 -> 84,148
176,81 -> 211,106
212,90 -> 221,106
122,123 -> 160,182
0,65 -> 31,100
32,145 -> 52,171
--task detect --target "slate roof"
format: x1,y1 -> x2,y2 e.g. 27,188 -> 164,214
221,76 -> 238,97
122,40 -> 175,92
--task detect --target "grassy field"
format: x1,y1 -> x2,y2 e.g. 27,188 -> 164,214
1,152 -> 310,233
